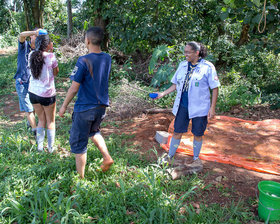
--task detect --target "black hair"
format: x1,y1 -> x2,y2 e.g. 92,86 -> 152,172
187,41 -> 207,58
30,35 -> 50,79
86,27 -> 104,46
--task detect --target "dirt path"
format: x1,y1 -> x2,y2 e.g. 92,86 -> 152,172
0,47 -> 17,56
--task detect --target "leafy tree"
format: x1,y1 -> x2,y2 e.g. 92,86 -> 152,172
43,0 -> 67,34
22,0 -> 45,29
77,0 -> 195,53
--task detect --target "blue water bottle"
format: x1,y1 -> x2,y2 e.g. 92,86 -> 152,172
39,29 -> 48,35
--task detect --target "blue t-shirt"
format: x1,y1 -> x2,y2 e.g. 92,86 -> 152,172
14,40 -> 32,83
70,52 -> 111,112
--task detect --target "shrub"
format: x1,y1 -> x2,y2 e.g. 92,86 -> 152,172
217,72 -> 261,112
239,50 -> 280,93
148,44 -> 185,90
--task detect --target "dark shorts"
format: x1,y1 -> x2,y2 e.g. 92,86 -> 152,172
29,92 -> 56,106
70,106 -> 106,154
174,105 -> 208,136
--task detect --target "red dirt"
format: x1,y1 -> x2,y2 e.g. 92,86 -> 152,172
166,116 -> 280,175
101,111 -> 280,206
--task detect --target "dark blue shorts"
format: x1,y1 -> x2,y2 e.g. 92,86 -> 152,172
70,106 -> 106,154
174,105 -> 208,136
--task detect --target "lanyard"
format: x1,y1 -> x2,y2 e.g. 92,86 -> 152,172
183,63 -> 198,92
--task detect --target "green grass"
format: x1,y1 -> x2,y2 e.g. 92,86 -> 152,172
0,54 -> 18,95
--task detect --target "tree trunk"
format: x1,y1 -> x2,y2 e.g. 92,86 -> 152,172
67,0 -> 73,38
39,0 -> 45,27
23,0 -> 45,29
23,0 -> 31,30
236,24 -> 250,47
94,15 -> 109,51
32,0 -> 40,27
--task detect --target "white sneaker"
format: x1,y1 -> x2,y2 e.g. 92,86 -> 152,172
48,147 -> 56,153
37,143 -> 44,152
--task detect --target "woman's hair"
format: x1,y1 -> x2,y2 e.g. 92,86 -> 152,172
29,35 -> 50,79
187,41 -> 207,58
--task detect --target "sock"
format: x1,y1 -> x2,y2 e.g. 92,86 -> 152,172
47,129 -> 55,151
37,127 -> 45,151
193,139 -> 203,160
168,137 -> 181,158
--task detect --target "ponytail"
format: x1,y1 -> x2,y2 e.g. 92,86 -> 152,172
30,51 -> 44,79
186,41 -> 207,58
29,34 -> 50,79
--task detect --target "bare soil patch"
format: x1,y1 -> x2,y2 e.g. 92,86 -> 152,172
0,47 -> 17,56
101,110 -> 280,207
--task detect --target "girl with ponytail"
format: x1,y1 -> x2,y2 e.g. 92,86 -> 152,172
28,34 -> 59,153
155,41 -> 220,173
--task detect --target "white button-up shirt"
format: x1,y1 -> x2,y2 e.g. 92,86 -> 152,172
171,59 -> 220,118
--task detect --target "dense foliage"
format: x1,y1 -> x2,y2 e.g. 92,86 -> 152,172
0,0 -> 279,110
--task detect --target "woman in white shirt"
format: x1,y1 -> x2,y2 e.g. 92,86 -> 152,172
28,34 -> 59,153
156,41 -> 220,172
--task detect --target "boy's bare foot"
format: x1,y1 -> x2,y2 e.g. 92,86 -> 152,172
100,159 -> 114,172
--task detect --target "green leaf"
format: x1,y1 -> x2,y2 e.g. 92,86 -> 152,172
148,45 -> 170,74
220,12 -> 229,21
43,207 -> 47,224
83,20 -> 88,31
9,199 -> 25,212
252,14 -> 261,24
253,0 -> 261,7
244,15 -> 252,24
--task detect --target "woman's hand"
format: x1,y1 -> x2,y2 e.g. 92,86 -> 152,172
152,84 -> 176,100
208,106 -> 216,119
155,92 -> 164,100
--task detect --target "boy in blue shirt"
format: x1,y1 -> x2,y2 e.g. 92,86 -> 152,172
59,27 -> 113,179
